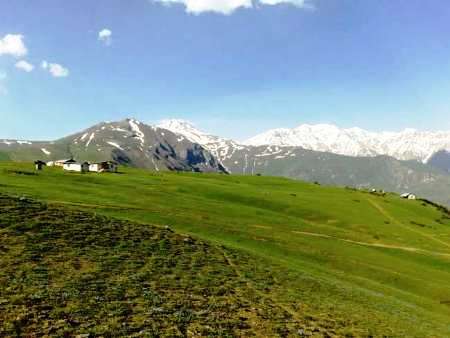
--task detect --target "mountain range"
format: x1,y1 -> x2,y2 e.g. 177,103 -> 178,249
1,118 -> 450,206
244,124 -> 450,163
159,119 -> 450,206
159,119 -> 450,167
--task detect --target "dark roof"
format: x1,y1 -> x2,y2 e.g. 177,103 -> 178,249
34,160 -> 46,165
92,161 -> 118,165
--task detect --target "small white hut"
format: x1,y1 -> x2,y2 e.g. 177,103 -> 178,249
55,159 -> 71,167
89,161 -> 118,173
63,160 -> 90,173
401,193 -> 417,200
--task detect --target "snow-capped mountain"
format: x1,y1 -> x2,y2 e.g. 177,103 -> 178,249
1,118 -> 450,206
0,118 -> 226,173
151,119 -> 450,206
157,119 -> 245,162
244,124 -> 450,163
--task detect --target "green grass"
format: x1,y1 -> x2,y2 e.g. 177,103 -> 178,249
0,195 -> 308,336
1,162 -> 450,336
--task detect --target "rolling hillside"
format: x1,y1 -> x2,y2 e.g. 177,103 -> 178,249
221,146 -> 450,207
1,162 -> 450,336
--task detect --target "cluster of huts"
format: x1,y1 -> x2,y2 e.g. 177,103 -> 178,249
370,188 -> 417,200
400,192 -> 417,200
35,159 -> 118,173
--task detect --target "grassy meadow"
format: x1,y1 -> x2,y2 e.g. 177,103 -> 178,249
1,162 -> 450,336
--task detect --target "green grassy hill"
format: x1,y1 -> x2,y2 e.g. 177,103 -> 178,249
1,162 -> 450,336
0,195 -> 304,337
223,146 -> 450,207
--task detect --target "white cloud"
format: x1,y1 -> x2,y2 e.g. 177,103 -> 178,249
15,60 -> 34,72
98,29 -> 112,46
154,0 -> 252,14
153,0 -> 314,14
41,60 -> 69,78
0,34 -> 28,57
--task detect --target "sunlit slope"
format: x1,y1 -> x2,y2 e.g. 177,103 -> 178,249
0,195 -> 310,336
1,162 -> 450,336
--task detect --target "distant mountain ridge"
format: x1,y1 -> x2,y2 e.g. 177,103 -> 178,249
1,118 -> 450,206
244,124 -> 450,163
4,119 -> 449,165
158,119 -> 450,206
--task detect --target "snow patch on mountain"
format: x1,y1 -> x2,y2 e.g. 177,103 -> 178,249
158,119 -> 218,146
157,119 -> 245,161
245,124 -> 450,162
128,119 -> 145,146
86,133 -> 95,147
41,148 -> 51,156
111,127 -> 128,133
107,141 -> 124,151
1,140 -> 33,146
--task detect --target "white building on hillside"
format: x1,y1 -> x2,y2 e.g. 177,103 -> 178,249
89,161 -> 118,173
54,159 -> 71,167
63,160 -> 90,173
401,193 -> 417,200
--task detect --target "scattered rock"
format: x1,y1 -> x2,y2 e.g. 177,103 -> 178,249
75,334 -> 90,338
183,237 -> 193,244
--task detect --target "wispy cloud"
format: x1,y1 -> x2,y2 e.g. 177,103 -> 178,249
258,0 -> 315,10
152,0 -> 314,14
0,34 -> 28,57
15,60 -> 34,72
98,29 -> 112,46
41,60 -> 70,78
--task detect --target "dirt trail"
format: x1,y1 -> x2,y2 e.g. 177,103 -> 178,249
367,198 -> 450,250
49,200 -> 145,211
291,231 -> 450,258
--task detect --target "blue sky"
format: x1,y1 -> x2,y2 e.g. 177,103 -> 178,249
1,0 -> 450,141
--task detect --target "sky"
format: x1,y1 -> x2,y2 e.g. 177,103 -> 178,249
1,0 -> 450,141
